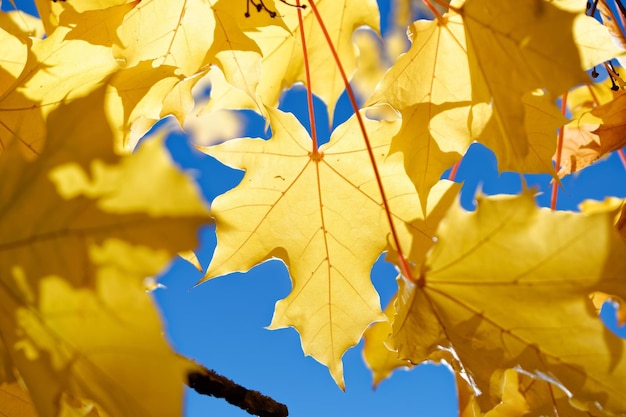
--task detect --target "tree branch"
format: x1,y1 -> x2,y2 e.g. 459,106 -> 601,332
186,368 -> 288,417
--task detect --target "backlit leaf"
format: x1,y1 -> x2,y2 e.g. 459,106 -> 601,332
368,0 -> 618,198
0,22 -> 117,157
0,89 -> 210,416
362,296 -> 412,387
391,190 -> 626,414
559,92 -> 626,177
199,107 -> 448,387
207,0 -> 379,119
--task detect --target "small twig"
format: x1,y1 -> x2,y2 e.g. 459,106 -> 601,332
187,368 -> 288,417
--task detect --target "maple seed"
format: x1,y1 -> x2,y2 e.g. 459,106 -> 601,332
587,0 -> 599,16
246,0 -> 277,18
279,0 -> 307,9
591,67 -> 599,78
244,0 -> 306,18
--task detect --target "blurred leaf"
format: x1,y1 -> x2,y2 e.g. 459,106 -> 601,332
0,89 -> 210,417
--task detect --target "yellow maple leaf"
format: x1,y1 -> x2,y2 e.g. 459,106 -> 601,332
0,10 -> 42,97
46,0 -> 262,149
366,10 -> 486,202
362,296 -> 412,387
457,367 -> 613,417
457,369 -> 529,417
363,180 -> 461,386
368,0 -> 618,199
0,4 -> 203,154
197,107 -> 449,388
206,0 -> 379,119
0,18 -> 118,157
32,0 -> 135,35
0,382 -> 38,417
582,198 -> 626,328
0,89 -> 211,416
391,190 -> 626,415
113,0 -> 261,83
0,380 -> 104,417
460,0 -> 608,166
106,62 -> 189,151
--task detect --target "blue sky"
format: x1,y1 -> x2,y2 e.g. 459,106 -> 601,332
3,1 -> 626,416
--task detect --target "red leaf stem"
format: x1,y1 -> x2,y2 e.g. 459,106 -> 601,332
305,0 -> 414,282
296,0 -> 320,156
448,159 -> 461,181
618,148 -> 626,170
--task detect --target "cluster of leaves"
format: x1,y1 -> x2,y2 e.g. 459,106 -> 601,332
1,0 -> 626,416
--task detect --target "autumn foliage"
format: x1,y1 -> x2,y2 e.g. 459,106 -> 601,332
1,0 -> 626,416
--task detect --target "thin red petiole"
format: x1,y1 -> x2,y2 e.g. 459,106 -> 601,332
306,0 -> 414,282
448,159 -> 461,181
296,0 -> 319,156
618,149 -> 626,170
551,92 -> 568,211
425,0 -> 459,14
423,0 -> 442,19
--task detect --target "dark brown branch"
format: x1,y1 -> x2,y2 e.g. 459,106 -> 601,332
187,368 -> 288,417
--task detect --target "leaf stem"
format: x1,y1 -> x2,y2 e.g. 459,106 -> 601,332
448,159 -> 461,181
425,0 -> 458,15
423,0 -> 441,19
305,0 -> 414,281
551,92 -> 568,211
618,149 -> 626,170
296,0 -> 320,155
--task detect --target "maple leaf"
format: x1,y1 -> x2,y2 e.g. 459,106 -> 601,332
106,62 -> 190,150
390,190 -> 626,414
206,0 -> 379,119
0,89 -> 211,416
113,0 -> 261,86
559,92 -> 626,176
362,296 -> 412,387
582,198 -> 626,328
366,11 -> 485,202
0,15 -> 119,157
368,0 -> 618,199
0,3 -> 204,154
32,0 -> 135,35
0,382 -> 39,417
0,10 -> 42,97
362,179 -> 460,385
457,369 -> 529,417
456,368 -> 602,417
459,0 -> 614,167
197,107 -> 451,388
